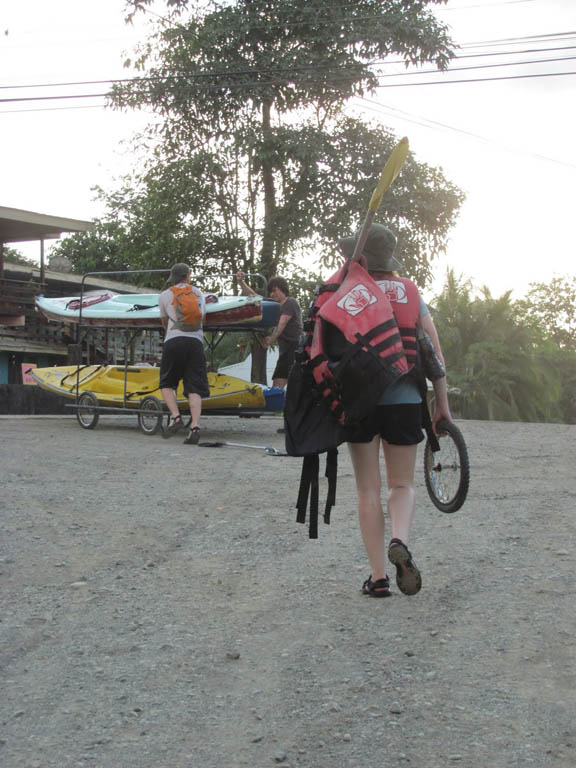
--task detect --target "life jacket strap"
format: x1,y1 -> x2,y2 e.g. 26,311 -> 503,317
359,318 -> 398,341
370,332 -> 404,355
398,327 -> 418,352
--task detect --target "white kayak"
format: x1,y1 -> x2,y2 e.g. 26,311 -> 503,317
35,291 -> 263,328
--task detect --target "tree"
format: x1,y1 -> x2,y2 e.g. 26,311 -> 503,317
516,276 -> 576,423
49,220 -> 138,282
517,276 -> 576,352
110,0 -> 459,282
3,246 -> 36,267
430,271 -> 563,422
103,1 -> 462,380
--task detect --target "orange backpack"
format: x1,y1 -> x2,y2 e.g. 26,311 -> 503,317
170,285 -> 202,331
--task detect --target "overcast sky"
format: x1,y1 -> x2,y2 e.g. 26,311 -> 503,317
1,0 -> 575,299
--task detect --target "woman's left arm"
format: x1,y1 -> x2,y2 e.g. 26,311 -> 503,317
420,312 -> 452,429
420,312 -> 445,367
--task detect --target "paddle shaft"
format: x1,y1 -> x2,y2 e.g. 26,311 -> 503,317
352,136 -> 409,262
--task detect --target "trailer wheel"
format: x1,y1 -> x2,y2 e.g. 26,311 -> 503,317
138,396 -> 164,436
76,391 -> 99,430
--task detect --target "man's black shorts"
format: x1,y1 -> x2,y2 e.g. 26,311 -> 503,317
159,336 -> 210,397
372,403 -> 424,445
272,341 -> 298,380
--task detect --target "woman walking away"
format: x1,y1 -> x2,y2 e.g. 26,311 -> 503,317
339,224 -> 452,598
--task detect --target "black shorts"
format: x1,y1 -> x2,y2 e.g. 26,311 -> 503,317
159,337 -> 210,398
272,341 -> 298,380
372,403 -> 424,445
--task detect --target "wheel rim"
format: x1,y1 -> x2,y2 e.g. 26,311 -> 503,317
426,435 -> 462,505
77,393 -> 98,428
139,397 -> 163,434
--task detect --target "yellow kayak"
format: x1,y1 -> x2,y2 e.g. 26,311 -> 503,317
30,364 -> 265,410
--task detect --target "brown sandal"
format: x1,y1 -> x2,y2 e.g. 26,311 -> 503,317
362,575 -> 392,598
388,539 -> 422,595
183,426 -> 200,445
162,415 -> 184,438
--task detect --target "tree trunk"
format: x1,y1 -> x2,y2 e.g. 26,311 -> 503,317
251,99 -> 277,384
260,99 -> 277,279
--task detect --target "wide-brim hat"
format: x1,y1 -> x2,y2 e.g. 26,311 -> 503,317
339,223 -> 402,272
165,262 -> 190,287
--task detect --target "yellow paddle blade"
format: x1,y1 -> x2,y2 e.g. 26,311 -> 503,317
368,136 -> 409,212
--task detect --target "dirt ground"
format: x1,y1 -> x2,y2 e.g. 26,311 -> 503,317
1,413 -> 575,768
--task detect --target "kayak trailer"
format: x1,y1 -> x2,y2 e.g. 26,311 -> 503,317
37,267 -> 283,434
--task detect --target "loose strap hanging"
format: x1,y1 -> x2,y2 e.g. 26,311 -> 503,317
324,449 -> 338,525
296,450 -> 339,539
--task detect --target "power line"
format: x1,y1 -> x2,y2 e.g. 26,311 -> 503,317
2,41 -> 576,99
350,95 -> 576,170
459,31 -> 576,48
3,25 -> 575,93
5,42 -> 576,91
373,69 -> 576,88
0,104 -> 107,115
373,54 -> 576,79
441,0 -> 537,9
2,62 -> 576,107
3,47 -> 576,93
137,0 -> 547,36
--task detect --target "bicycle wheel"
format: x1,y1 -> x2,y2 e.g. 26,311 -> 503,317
138,396 -> 164,436
424,419 -> 470,512
76,391 -> 99,430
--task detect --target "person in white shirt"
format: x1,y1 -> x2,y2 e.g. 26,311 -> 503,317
158,263 -> 209,444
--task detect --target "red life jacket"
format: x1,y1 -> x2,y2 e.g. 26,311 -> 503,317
307,262 -> 420,426
373,275 -> 421,370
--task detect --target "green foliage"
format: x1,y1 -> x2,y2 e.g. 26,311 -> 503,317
203,330 -> 255,371
3,246 -> 36,267
430,270 -> 567,423
121,0 -> 453,118
294,118 -> 464,285
517,276 -> 576,352
48,220 -> 141,283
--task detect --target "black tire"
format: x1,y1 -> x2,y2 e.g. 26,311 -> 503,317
424,419 -> 470,512
76,391 -> 99,430
138,396 -> 164,436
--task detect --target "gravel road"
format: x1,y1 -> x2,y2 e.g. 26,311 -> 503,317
1,414 -> 575,768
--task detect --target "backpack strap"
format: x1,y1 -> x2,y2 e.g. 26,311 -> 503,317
324,449 -> 338,524
296,450 -> 339,539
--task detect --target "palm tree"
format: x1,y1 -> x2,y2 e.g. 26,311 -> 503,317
430,272 -> 563,422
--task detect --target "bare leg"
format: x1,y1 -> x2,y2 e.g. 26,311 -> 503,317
381,441 -> 418,544
272,377 -> 287,389
161,387 -> 179,419
348,437 -> 387,581
188,393 -> 202,429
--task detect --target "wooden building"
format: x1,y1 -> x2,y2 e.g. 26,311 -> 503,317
0,206 -> 160,388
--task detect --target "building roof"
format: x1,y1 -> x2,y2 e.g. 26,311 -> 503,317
3,261 -> 152,294
0,206 -> 93,243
